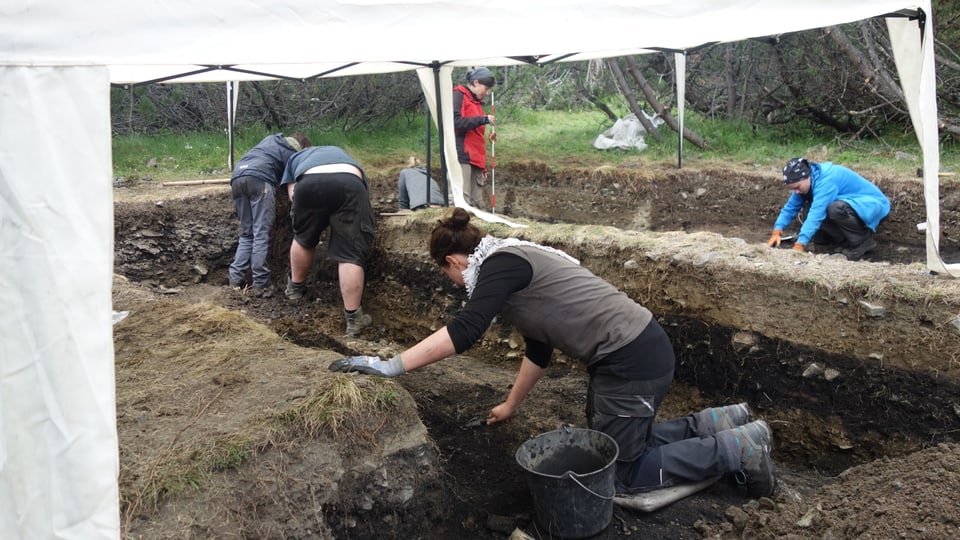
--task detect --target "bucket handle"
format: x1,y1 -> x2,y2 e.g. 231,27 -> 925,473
565,472 -> 616,500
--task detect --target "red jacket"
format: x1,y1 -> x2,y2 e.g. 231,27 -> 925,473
453,84 -> 488,170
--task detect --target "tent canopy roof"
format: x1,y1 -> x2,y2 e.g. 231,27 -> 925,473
2,1 -> 926,84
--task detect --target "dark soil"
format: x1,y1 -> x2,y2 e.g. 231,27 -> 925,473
113,160 -> 960,539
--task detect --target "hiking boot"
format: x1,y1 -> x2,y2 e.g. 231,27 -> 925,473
841,236 -> 877,261
345,306 -> 372,336
285,277 -> 307,302
694,402 -> 752,436
252,283 -> 275,298
730,420 -> 776,498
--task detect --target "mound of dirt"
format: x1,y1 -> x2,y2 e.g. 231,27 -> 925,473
113,276 -> 445,538
113,161 -> 960,539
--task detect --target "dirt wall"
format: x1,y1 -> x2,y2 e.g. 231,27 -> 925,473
112,162 -> 960,539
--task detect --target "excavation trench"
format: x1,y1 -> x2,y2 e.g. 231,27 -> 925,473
113,163 -> 960,539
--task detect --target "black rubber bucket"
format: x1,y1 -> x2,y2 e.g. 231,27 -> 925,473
515,426 -> 619,538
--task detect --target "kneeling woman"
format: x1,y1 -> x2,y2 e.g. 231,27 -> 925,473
331,208 -> 775,497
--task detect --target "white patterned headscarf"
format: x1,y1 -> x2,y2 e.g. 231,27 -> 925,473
462,235 -> 579,298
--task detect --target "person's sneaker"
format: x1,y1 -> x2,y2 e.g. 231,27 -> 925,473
345,307 -> 372,336
731,420 -> 776,498
285,277 -> 306,301
252,284 -> 275,298
841,237 -> 877,261
694,403 -> 752,436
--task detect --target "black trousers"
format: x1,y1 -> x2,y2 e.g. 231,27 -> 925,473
812,200 -> 872,247
586,322 -> 739,493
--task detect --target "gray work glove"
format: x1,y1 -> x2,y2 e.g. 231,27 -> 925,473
328,355 -> 404,377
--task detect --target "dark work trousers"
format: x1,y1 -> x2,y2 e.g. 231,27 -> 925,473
813,200 -> 873,247
228,176 -> 276,288
587,372 -> 739,494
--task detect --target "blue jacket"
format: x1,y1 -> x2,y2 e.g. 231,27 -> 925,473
773,162 -> 890,246
231,133 -> 299,187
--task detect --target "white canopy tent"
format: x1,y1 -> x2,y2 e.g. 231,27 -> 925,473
0,1 -> 944,537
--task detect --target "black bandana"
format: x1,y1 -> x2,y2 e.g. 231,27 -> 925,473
782,157 -> 810,184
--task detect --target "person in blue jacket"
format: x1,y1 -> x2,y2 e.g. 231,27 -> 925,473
227,132 -> 311,297
767,157 -> 890,261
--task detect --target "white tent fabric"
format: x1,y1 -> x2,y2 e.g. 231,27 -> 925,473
887,14 -> 950,275
0,1 -> 943,537
0,66 -> 119,537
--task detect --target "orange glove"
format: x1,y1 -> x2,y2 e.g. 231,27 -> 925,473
793,242 -> 806,252
766,229 -> 783,248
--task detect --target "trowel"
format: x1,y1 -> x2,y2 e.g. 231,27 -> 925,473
461,415 -> 488,430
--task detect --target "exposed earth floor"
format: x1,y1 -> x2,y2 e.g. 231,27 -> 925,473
112,159 -> 960,539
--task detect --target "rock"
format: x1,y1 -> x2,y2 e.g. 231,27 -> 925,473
796,504 -> 821,527
732,331 -> 758,351
858,300 -> 885,318
509,528 -> 535,540
803,363 -> 824,378
693,252 -> 722,266
286,389 -> 308,400
724,505 -> 750,530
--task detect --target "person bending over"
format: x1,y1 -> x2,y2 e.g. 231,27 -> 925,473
227,132 -> 311,296
332,207 -> 776,498
280,145 -> 376,337
398,158 -> 445,211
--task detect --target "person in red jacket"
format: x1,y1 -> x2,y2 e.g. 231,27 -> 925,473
453,67 -> 497,209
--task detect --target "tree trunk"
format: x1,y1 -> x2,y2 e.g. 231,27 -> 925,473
826,25 -> 904,107
623,56 -> 708,149
606,58 -> 662,140
724,45 -> 737,118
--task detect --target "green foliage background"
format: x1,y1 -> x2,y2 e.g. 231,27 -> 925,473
113,106 -> 954,183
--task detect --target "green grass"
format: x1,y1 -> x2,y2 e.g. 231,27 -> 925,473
112,109 -> 960,182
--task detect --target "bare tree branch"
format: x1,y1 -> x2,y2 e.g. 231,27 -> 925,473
623,56 -> 708,149
826,25 -> 904,106
606,58 -> 662,140
574,70 -> 618,122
